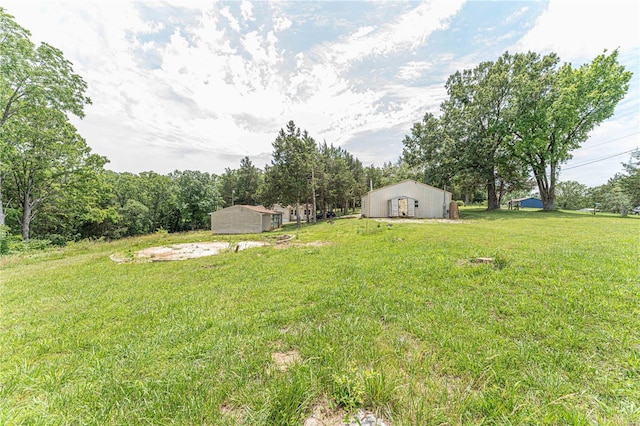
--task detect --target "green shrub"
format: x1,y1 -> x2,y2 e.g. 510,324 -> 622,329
44,234 -> 67,247
0,226 -> 10,255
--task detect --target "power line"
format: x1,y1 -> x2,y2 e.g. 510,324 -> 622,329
563,148 -> 638,170
579,131 -> 640,150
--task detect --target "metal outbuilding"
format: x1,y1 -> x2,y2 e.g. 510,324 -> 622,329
211,205 -> 282,234
506,197 -> 543,209
361,179 -> 452,219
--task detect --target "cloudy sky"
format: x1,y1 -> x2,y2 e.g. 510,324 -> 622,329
4,0 -> 639,186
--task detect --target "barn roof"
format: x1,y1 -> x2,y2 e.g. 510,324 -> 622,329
508,197 -> 541,202
239,205 -> 282,215
366,179 -> 449,195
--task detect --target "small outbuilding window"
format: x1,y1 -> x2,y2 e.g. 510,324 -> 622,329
414,200 -> 419,208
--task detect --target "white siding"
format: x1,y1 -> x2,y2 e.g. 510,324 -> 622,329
272,204 -> 291,223
361,180 -> 451,219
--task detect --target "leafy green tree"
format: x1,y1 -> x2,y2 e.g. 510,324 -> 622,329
219,168 -> 238,208
138,171 -> 177,232
345,151 -> 366,213
444,55 -> 536,209
31,155 -> 116,241
619,150 -> 640,206
510,50 -> 632,210
110,172 -> 139,208
589,175 -> 630,213
0,8 -> 90,227
556,180 -> 589,210
218,158 -> 264,209
235,156 -> 263,205
263,121 -> 318,227
317,142 -> 354,216
119,199 -> 151,236
0,106 -> 101,240
402,113 -> 456,189
171,170 -> 219,231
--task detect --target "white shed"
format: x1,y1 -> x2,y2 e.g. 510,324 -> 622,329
361,180 -> 452,219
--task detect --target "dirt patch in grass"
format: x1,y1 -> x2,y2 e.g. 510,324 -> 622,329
271,350 -> 302,372
273,241 -> 331,250
220,404 -> 244,422
303,402 -> 347,426
111,241 -> 267,263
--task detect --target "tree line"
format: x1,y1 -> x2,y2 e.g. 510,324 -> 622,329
1,7 -> 637,249
401,50 -> 632,211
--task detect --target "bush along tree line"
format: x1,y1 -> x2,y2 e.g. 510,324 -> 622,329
1,7 -> 636,251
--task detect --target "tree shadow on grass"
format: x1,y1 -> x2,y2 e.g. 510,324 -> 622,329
459,207 -> 631,221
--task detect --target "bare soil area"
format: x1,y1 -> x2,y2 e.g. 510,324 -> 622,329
373,218 -> 465,224
111,241 -> 267,263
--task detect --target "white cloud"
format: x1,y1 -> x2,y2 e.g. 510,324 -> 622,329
397,61 -> 436,80
273,15 -> 292,33
313,0 -> 466,68
220,6 -> 240,32
240,1 -> 254,22
7,0 -> 633,185
505,6 -> 529,24
515,0 -> 639,60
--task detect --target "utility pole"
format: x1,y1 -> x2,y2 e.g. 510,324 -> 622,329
443,184 -> 447,218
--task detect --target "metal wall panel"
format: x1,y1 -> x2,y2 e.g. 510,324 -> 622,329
361,180 -> 452,219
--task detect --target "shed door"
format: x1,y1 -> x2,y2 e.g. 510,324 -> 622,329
407,198 -> 415,217
398,198 -> 408,216
388,199 -> 398,217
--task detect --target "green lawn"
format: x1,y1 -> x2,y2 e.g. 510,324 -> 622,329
1,209 -> 639,425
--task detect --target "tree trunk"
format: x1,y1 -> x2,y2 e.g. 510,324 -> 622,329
540,191 -> 555,210
486,178 -> 499,210
533,164 -> 555,211
296,201 -> 301,228
21,196 -> 31,241
544,163 -> 557,211
0,173 -> 5,228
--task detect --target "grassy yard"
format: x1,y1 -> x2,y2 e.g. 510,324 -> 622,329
1,209 -> 638,425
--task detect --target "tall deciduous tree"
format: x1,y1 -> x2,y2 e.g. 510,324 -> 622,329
556,180 -> 589,210
443,54 -> 536,209
171,170 -> 219,231
402,112 -> 457,189
510,50 -> 632,210
0,8 -> 91,227
0,106 -> 102,240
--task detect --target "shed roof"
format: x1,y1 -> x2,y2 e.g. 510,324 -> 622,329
508,197 -> 541,202
365,179 -> 448,195
239,205 -> 282,215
